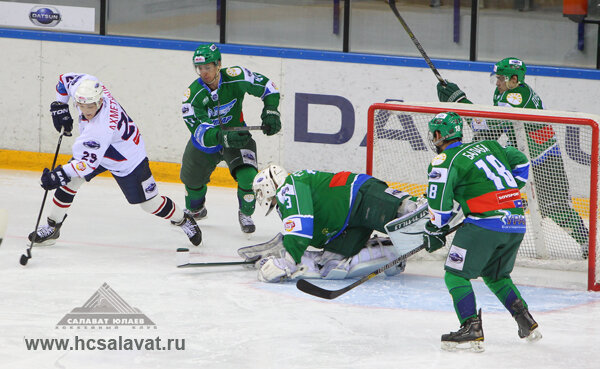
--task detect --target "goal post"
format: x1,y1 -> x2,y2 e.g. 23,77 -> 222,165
366,102 -> 599,291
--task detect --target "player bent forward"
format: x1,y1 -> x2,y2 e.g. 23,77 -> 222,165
245,165 -> 426,283
28,73 -> 201,247
422,112 -> 541,352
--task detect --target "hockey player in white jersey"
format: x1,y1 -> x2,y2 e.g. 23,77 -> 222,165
28,73 -> 202,247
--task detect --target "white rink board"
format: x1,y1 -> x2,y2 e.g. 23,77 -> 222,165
1,37 -> 599,174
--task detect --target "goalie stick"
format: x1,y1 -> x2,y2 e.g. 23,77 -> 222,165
387,0 -> 446,86
20,131 -> 65,266
296,222 -> 463,300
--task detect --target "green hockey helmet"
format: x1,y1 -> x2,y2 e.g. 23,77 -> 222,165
493,57 -> 526,84
428,112 -> 463,152
192,43 -> 221,66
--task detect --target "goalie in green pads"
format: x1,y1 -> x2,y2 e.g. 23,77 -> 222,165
246,165 -> 427,283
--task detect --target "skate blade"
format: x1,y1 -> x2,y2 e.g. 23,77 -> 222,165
441,340 -> 485,353
525,329 -> 542,343
28,239 -> 57,247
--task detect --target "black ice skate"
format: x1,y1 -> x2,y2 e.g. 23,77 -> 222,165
27,215 -> 67,246
441,309 -> 484,353
175,212 -> 202,246
238,211 -> 255,234
511,299 -> 542,342
189,205 -> 207,220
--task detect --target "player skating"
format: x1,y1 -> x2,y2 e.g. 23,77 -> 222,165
423,112 -> 541,352
180,43 -> 281,234
436,57 -> 589,258
245,165 -> 426,283
28,73 -> 201,247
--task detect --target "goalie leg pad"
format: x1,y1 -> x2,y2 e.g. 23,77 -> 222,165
317,239 -> 406,279
385,200 -> 429,255
238,233 -> 284,261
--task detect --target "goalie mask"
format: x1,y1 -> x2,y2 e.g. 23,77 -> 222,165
492,57 -> 526,88
253,165 -> 289,216
193,43 -> 221,74
74,79 -> 103,108
427,112 -> 463,153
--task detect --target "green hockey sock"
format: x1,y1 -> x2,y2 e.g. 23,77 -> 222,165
185,185 -> 207,211
235,166 -> 257,216
483,276 -> 524,315
444,272 -> 477,323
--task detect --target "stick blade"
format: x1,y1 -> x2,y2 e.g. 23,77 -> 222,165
295,279 -> 348,300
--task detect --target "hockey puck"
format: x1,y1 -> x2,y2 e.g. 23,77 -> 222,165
19,254 -> 29,266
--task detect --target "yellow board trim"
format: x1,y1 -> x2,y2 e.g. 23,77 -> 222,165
0,149 -> 237,188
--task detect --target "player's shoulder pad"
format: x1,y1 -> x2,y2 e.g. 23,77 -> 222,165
221,66 -> 246,80
183,80 -> 209,103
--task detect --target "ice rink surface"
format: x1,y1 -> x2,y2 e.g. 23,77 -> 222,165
1,169 -> 599,369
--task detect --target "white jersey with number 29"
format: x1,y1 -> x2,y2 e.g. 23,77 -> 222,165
56,72 -> 147,179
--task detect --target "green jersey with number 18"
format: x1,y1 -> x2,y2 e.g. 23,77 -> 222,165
427,140 -> 530,233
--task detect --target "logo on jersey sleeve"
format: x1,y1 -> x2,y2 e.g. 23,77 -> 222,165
506,93 -> 523,105
428,167 -> 448,183
75,162 -> 87,172
431,153 -> 446,166
182,103 -> 193,116
284,219 -> 302,232
226,67 -> 242,77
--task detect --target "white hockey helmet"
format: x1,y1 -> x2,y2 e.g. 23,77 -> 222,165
74,79 -> 104,108
253,164 -> 288,216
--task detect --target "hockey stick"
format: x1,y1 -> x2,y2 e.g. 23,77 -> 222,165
387,0 -> 446,85
20,132 -> 65,266
221,125 -> 263,132
296,222 -> 463,300
176,247 -> 260,268
178,259 -> 258,268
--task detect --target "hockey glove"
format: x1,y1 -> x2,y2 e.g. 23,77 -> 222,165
217,130 -> 251,149
50,101 -> 73,136
423,221 -> 449,253
260,105 -> 281,136
40,165 -> 70,190
437,81 -> 468,103
256,252 -> 298,283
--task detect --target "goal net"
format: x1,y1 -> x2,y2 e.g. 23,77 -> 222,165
367,102 -> 599,291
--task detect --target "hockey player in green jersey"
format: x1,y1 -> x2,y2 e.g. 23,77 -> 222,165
436,57 -> 589,258
423,112 -> 541,352
180,43 -> 281,233
247,165 -> 425,283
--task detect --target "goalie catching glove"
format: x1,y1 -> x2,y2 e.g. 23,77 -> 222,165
436,81 -> 470,103
423,221 -> 450,253
256,252 -> 305,283
260,105 -> 281,136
